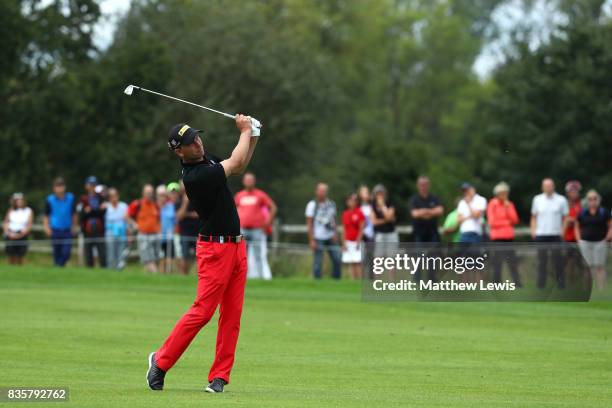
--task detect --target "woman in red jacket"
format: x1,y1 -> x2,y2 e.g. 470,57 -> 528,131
487,182 -> 522,286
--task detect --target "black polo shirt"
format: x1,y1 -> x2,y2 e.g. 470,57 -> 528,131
408,193 -> 441,240
577,207 -> 610,242
181,153 -> 240,236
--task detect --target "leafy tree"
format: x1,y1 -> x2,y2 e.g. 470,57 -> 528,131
480,8 -> 612,216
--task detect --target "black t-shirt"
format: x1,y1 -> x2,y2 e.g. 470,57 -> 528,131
409,193 -> 441,236
175,198 -> 200,237
181,153 -> 240,236
578,207 -> 610,242
372,200 -> 396,233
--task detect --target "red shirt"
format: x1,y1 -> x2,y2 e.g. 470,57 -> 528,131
342,207 -> 365,241
234,188 -> 273,229
564,202 -> 581,242
486,198 -> 519,240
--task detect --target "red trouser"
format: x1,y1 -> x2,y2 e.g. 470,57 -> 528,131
155,239 -> 247,383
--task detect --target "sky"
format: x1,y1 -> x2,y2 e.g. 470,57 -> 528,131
92,0 -> 612,79
92,0 -> 132,50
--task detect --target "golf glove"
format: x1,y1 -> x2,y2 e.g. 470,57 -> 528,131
248,116 -> 261,137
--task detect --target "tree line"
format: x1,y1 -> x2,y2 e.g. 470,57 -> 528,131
1,0 -> 610,223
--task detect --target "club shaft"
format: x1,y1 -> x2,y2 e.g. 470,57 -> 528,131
136,86 -> 235,119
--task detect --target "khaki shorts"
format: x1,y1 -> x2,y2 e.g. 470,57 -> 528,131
138,233 -> 161,263
578,240 -> 608,267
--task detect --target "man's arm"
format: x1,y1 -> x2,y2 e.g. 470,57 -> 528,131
430,205 -> 444,217
43,215 -> 51,237
71,197 -> 79,234
409,197 -> 423,219
266,200 -> 278,226
306,217 -> 316,250
411,208 -> 426,219
2,210 -> 9,237
221,115 -> 257,177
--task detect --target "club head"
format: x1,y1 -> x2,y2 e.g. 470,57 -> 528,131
123,85 -> 135,96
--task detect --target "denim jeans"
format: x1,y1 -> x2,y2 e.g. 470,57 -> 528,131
413,229 -> 440,243
51,229 -> 72,266
313,239 -> 341,279
106,234 -> 127,270
242,228 -> 272,280
459,232 -> 482,243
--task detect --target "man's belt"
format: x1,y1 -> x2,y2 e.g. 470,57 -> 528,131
199,234 -> 244,244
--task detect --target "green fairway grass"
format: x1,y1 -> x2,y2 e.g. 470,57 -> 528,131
1,265 -> 611,407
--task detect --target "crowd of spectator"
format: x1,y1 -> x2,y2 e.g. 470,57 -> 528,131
305,177 -> 612,290
3,174 -> 612,289
2,173 -> 276,277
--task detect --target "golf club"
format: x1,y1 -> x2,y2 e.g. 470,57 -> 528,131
123,84 -> 261,132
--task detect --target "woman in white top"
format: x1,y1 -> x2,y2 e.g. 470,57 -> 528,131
3,192 -> 33,265
457,183 -> 487,243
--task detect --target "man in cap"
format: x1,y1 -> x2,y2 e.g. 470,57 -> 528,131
78,175 -> 107,268
146,115 -> 258,394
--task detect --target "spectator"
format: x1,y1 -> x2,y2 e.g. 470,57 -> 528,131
576,190 -> 612,291
409,176 -> 444,242
442,197 -> 462,243
457,183 -> 487,243
158,184 -> 177,273
43,177 -> 77,267
3,192 -> 33,265
104,187 -> 128,270
305,182 -> 341,279
563,180 -> 583,275
358,185 -> 375,243
128,184 -> 161,273
487,182 -> 521,286
95,184 -> 108,201
531,178 -> 568,289
261,205 -> 273,238
564,181 -> 582,242
78,175 -> 107,268
234,172 -> 276,280
342,193 -> 365,279
371,184 -> 398,254
176,184 -> 199,275
167,182 -> 182,269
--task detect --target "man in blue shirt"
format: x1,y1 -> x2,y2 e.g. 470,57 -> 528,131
43,177 -> 77,266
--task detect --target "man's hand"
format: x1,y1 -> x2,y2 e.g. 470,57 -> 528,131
235,114 -> 253,135
309,239 -> 317,251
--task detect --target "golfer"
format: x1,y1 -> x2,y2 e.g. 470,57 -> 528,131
147,114 -> 258,393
